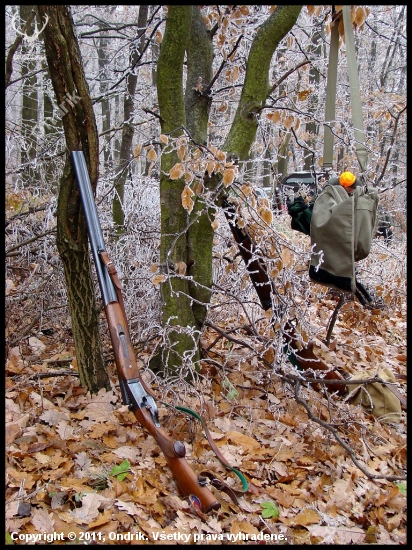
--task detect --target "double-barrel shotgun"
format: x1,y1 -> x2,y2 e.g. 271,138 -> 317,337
71,151 -> 220,513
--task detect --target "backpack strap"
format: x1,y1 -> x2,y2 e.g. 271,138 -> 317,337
342,6 -> 368,172
323,7 -> 368,173
323,13 -> 339,172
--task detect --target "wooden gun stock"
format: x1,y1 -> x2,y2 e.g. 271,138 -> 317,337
104,299 -> 220,513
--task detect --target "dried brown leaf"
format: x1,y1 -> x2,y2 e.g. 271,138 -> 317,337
40,409 -> 70,426
31,508 -> 55,533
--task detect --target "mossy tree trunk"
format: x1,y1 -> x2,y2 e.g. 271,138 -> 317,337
156,6 -> 199,374
184,6 -> 215,329
156,5 -> 302,376
223,6 -> 302,161
38,5 -> 110,393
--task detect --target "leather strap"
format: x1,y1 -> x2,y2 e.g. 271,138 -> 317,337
198,471 -> 242,506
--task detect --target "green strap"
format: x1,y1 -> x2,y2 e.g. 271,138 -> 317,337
161,401 -> 248,495
175,405 -> 248,493
323,8 -> 367,172
342,6 -> 368,171
323,16 -> 340,171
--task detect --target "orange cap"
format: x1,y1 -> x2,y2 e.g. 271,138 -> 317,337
339,172 -> 357,187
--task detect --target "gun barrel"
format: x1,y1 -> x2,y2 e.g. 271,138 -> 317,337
71,151 -> 117,306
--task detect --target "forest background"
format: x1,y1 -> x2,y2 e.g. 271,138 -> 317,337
5,5 -> 406,545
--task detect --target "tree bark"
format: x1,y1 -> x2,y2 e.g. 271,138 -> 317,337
303,30 -> 321,171
223,5 -> 302,160
156,6 -> 200,374
113,6 -> 149,232
38,4 -> 110,393
185,6 -> 214,328
97,33 -> 112,169
21,5 -> 40,185
155,5 -> 302,375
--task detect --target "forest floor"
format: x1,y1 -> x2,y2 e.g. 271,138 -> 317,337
6,286 -> 406,545
6,208 -> 407,546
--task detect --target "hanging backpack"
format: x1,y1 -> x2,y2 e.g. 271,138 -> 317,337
309,6 -> 380,295
309,180 -> 379,293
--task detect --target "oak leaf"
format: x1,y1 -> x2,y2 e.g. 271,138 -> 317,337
40,409 -> 70,426
152,273 -> 166,285
293,508 -> 322,526
133,144 -> 142,158
147,148 -> 157,161
31,508 -> 55,533
71,493 -> 104,524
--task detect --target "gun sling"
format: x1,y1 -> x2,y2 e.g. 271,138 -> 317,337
71,151 -> 251,513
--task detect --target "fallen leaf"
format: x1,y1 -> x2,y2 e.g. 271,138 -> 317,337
71,493 -> 106,525
293,508 -> 322,526
31,508 -> 55,533
40,409 -> 70,426
28,336 -> 46,355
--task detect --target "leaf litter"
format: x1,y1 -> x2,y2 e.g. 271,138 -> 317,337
6,240 -> 406,544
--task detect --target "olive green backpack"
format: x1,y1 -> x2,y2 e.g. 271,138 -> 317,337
309,182 -> 379,293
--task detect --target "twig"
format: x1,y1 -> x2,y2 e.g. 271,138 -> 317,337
5,9 -> 36,88
8,314 -> 41,347
293,380 -> 405,481
28,371 -> 79,379
325,294 -> 344,346
6,229 -> 56,255
43,357 -> 74,364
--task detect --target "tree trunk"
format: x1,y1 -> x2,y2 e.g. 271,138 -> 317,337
185,6 -> 214,328
43,63 -> 59,192
113,6 -> 148,232
156,6 -> 200,375
97,33 -> 112,169
274,131 -> 292,180
38,5 -> 110,393
262,149 -> 272,188
156,5 -> 302,376
303,30 -> 321,171
223,6 -> 302,160
20,5 -> 39,185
